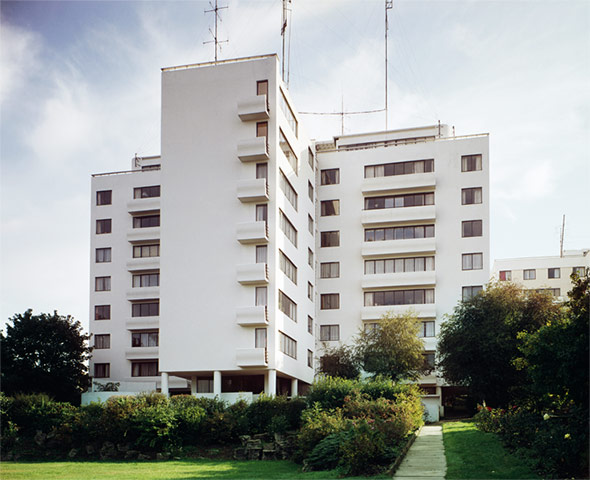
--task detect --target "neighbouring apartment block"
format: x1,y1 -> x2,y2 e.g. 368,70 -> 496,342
492,250 -> 589,300
89,54 -> 490,420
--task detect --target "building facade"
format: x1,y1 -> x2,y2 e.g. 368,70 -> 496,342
492,250 -> 589,300
89,55 -> 490,418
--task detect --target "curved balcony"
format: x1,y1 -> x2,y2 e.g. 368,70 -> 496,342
238,95 -> 269,121
237,178 -> 269,203
361,205 -> 436,226
361,238 -> 436,257
236,348 -> 268,367
237,137 -> 269,162
361,271 -> 436,289
362,173 -> 436,195
237,263 -> 268,285
237,221 -> 269,244
236,305 -> 268,326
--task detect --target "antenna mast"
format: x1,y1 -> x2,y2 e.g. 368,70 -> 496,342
385,0 -> 393,131
204,0 -> 228,63
560,214 -> 566,257
281,0 -> 292,85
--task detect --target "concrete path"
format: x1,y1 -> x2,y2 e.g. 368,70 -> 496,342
393,425 -> 446,480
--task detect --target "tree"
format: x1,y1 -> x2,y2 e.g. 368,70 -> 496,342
318,344 -> 360,379
438,282 -> 561,407
355,312 -> 426,382
0,309 -> 91,404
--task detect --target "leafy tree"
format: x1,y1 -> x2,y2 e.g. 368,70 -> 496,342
318,344 -> 360,379
355,312 -> 426,382
1,309 -> 91,404
438,282 -> 561,407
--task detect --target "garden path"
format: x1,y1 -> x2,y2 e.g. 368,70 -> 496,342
393,425 -> 446,480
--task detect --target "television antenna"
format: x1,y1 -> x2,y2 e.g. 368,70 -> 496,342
281,0 -> 293,85
204,0 -> 228,63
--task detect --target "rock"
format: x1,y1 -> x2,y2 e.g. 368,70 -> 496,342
247,448 -> 262,460
138,453 -> 151,461
156,452 -> 170,461
4,452 -> 13,461
233,448 -> 247,460
68,448 -> 78,458
34,430 -> 46,446
86,444 -> 95,455
262,449 -> 277,460
252,433 -> 268,442
124,450 -> 139,460
117,443 -> 130,452
100,441 -> 117,460
239,435 -> 251,446
246,439 -> 262,449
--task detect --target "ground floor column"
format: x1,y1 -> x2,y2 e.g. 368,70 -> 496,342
161,372 -> 169,397
190,375 -> 197,395
213,371 -> 222,395
265,369 -> 276,397
291,378 -> 298,397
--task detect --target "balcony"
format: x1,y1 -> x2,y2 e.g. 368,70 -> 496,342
125,316 -> 159,329
238,95 -> 269,121
127,257 -> 160,272
237,263 -> 268,285
236,305 -> 268,326
126,287 -> 160,301
125,346 -> 159,360
236,347 -> 268,367
361,304 -> 437,320
237,178 -> 269,203
362,173 -> 436,195
236,221 -> 269,244
361,238 -> 436,257
237,137 -> 269,162
361,271 -> 436,289
127,198 -> 160,214
361,205 -> 436,226
127,227 -> 160,243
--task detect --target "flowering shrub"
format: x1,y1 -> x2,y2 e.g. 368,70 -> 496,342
473,404 -> 506,433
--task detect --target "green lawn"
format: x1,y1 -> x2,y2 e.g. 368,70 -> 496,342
443,420 -> 539,479
0,459 -> 389,480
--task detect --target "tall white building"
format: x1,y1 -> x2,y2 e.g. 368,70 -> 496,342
89,54 -> 489,417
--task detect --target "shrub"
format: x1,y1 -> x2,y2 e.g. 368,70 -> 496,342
304,431 -> 347,471
296,403 -> 349,461
306,377 -> 357,410
473,404 -> 505,433
131,402 -> 177,451
338,420 -> 395,476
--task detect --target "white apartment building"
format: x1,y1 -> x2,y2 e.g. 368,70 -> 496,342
492,249 -> 589,300
89,55 -> 490,418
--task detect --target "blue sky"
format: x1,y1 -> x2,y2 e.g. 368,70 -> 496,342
1,0 -> 589,332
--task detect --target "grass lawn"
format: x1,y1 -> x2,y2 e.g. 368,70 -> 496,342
443,419 -> 539,479
0,458 -> 390,480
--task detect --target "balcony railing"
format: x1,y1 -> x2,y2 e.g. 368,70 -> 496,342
237,137 -> 269,162
236,305 -> 268,326
237,178 -> 269,203
236,221 -> 269,244
238,95 -> 270,121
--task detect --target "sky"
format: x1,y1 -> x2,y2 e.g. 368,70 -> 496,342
1,0 -> 589,333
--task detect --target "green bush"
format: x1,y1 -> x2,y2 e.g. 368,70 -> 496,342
304,431 -> 347,471
296,403 -> 349,461
306,377 -> 358,409
338,420 -> 395,476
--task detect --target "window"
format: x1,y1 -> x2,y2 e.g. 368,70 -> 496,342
320,325 -> 340,341
255,328 -> 267,348
197,379 -> 213,393
279,129 -> 298,173
573,266 -> 586,276
96,190 -> 112,205
132,361 -> 158,377
308,248 -> 314,268
132,331 -> 159,347
96,247 -> 111,263
548,268 -> 560,279
461,154 -> 482,172
423,352 -> 435,371
255,286 -> 267,306
279,89 -> 298,137
364,323 -> 379,333
94,363 -> 110,378
461,187 -> 482,205
364,289 -> 435,306
307,316 -> 313,334
257,80 -> 268,96
364,159 -> 434,178
132,302 -> 159,317
462,220 -> 483,237
133,215 -> 160,228
462,253 -> 483,271
134,186 -> 160,199
307,282 -> 313,300
95,276 -> 111,291
307,350 -> 313,368
534,288 -> 561,297
499,270 -> 512,281
279,170 -> 298,210
364,256 -> 434,274
96,219 -> 112,234
279,332 -> 297,358
256,121 -> 268,138
364,193 -> 434,210
256,245 -> 267,263
94,334 -> 110,349
523,269 -> 536,280
308,181 -> 314,201
418,321 -> 435,338
308,214 -> 314,235
279,250 -> 297,284
278,290 -> 297,321
256,163 -> 268,180
364,225 -> 435,242
308,147 -> 314,169
133,244 -> 159,258
279,210 -> 297,246
132,273 -> 159,287
462,285 -> 483,301
321,199 -> 340,216
320,168 -> 340,185
321,293 -> 340,310
320,262 -> 340,278
256,204 -> 268,222
95,305 -> 110,320
321,230 -> 340,247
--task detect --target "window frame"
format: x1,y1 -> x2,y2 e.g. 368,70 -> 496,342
94,334 -> 111,349
462,253 -> 483,271
462,220 -> 483,238
320,168 -> 340,185
320,262 -> 340,278
96,219 -> 112,234
319,325 -> 340,341
461,154 -> 482,172
94,363 -> 110,378
133,185 -> 160,199
523,269 -> 536,280
320,293 -> 340,310
96,247 -> 112,263
94,305 -> 111,320
96,190 -> 112,206
320,230 -> 340,247
320,199 -> 340,216
461,187 -> 483,205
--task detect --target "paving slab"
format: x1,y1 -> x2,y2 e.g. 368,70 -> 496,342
393,425 -> 446,478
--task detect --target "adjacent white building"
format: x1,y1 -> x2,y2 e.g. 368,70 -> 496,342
492,249 -> 589,300
89,54 -> 490,418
